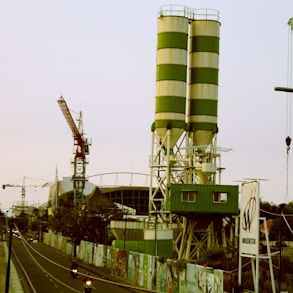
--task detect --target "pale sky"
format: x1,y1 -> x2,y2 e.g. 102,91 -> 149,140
1,1 -> 293,212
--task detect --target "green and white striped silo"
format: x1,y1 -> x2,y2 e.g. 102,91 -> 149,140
187,12 -> 220,147
154,6 -> 189,148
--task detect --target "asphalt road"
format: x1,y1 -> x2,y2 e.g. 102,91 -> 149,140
11,236 -> 142,293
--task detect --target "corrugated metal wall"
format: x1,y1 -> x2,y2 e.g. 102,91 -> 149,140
168,184 -> 238,214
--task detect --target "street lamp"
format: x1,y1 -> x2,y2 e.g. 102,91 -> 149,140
275,19 -> 292,289
275,86 -> 293,93
274,86 -> 293,204
278,203 -> 286,293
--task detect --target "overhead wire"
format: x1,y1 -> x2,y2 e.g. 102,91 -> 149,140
260,208 -> 293,236
282,212 -> 293,235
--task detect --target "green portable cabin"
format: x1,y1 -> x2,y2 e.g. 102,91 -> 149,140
167,184 -> 239,215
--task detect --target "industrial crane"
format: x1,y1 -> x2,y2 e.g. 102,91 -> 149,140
2,177 -> 50,214
57,96 -> 90,207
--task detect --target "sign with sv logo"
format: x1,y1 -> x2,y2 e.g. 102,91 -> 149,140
239,181 -> 259,256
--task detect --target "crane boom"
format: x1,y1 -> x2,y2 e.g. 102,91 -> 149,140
57,96 -> 82,141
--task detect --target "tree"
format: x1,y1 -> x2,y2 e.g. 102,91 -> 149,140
48,191 -> 123,245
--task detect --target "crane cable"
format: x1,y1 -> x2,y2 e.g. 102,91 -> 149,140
287,19 -> 293,137
285,18 -> 293,203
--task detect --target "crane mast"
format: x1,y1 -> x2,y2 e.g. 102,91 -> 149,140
57,96 -> 90,207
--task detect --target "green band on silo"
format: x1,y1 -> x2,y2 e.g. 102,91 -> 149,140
189,36 -> 219,53
157,32 -> 188,49
157,64 -> 187,81
155,120 -> 187,130
189,68 -> 218,84
189,122 -> 218,132
156,96 -> 186,113
189,99 -> 217,115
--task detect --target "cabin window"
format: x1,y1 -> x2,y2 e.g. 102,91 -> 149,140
213,192 -> 228,203
181,191 -> 196,203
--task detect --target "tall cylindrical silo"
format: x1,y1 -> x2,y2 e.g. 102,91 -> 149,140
187,14 -> 220,147
154,6 -> 189,148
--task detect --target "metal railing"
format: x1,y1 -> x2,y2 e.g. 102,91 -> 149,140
158,4 -> 220,21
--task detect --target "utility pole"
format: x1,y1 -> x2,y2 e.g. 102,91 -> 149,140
5,221 -> 13,293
